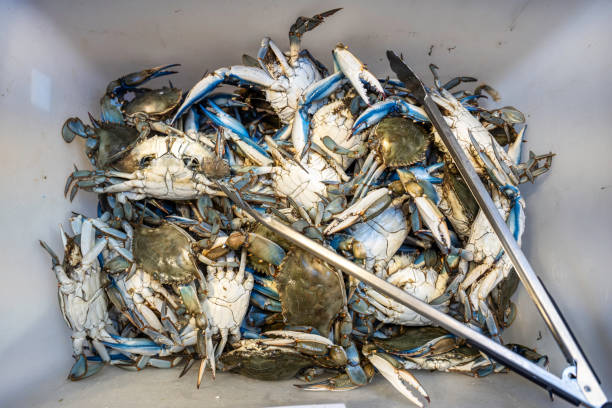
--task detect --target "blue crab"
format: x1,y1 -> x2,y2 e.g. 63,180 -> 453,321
353,254 -> 450,327
102,220 -> 253,387
40,215 -> 115,380
172,9 -> 385,140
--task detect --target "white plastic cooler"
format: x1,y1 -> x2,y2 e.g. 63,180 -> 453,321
1,1 -> 610,407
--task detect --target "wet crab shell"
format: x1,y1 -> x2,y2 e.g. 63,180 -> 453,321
132,223 -> 201,285
123,87 -> 183,118
93,124 -> 140,169
372,326 -> 458,358
111,135 -> 230,178
220,341 -> 313,381
276,248 -> 345,337
373,117 -> 429,168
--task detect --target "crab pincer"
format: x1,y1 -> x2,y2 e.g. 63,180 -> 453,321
333,44 -> 386,104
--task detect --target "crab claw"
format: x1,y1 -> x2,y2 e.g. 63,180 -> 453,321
367,352 -> 430,407
407,163 -> 444,204
289,8 -> 342,65
333,44 -> 385,104
301,71 -> 346,106
69,354 -> 104,381
196,328 -> 217,387
397,169 -> 450,252
62,117 -> 90,143
172,68 -> 227,122
291,107 -> 310,160
415,196 -> 450,252
324,188 -> 391,235
110,63 -> 181,93
353,98 -> 429,134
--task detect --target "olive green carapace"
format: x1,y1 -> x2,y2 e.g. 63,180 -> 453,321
123,87 -> 183,118
95,124 -> 140,170
374,116 -> 429,168
133,223 -> 199,285
372,326 -> 452,353
276,248 -> 345,337
220,346 -> 313,380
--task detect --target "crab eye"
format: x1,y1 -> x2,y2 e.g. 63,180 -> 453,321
139,155 -> 154,169
183,156 -> 200,170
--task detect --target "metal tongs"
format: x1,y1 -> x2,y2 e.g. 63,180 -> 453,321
218,51 -> 609,407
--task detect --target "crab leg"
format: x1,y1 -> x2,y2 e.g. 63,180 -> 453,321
203,101 -> 273,166
172,66 -> 284,122
398,168 -> 451,252
288,71 -> 348,159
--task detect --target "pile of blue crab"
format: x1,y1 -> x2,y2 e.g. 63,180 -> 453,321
41,9 -> 555,407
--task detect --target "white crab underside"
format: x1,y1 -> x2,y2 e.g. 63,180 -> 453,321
273,151 -> 340,212
310,100 -> 360,169
349,204 -> 408,271
364,255 -> 448,326
265,57 -> 322,124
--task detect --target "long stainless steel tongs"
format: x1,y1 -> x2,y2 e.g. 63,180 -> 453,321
217,52 -> 609,407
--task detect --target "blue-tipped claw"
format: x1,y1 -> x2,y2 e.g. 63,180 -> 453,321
116,64 -> 180,90
69,354 -> 104,381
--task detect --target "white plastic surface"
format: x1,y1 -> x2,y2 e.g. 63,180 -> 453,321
1,1 -> 610,407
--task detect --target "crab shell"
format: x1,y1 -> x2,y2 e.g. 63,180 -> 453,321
276,248 -> 346,337
123,87 -> 183,118
272,151 -> 340,213
92,123 -> 140,169
113,135 -> 229,177
220,340 -> 313,380
372,326 -> 458,358
263,56 -> 323,124
311,99 -> 357,169
373,117 -> 429,168
132,223 -> 201,285
348,203 -> 408,271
